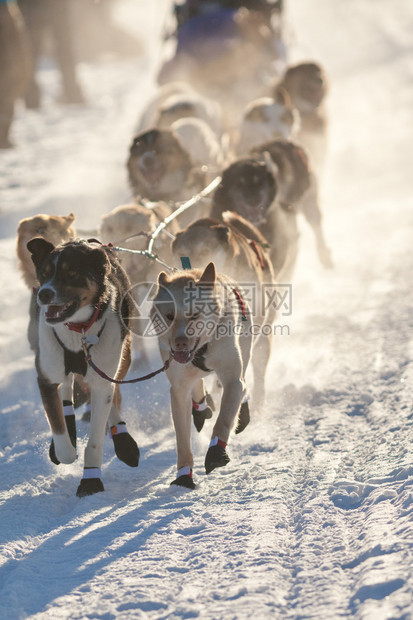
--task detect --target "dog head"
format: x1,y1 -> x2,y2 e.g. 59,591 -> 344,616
212,158 -> 277,226
237,92 -> 299,154
27,239 -> 111,325
16,213 -> 76,289
152,262 -> 220,364
277,62 -> 328,113
127,128 -> 192,200
172,218 -> 234,273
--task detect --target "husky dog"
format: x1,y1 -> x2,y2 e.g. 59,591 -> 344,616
152,263 -> 253,489
27,239 -> 140,497
127,127 -> 217,227
172,212 -> 276,408
137,81 -> 222,138
275,62 -> 329,174
236,89 -> 299,155
210,157 -> 298,278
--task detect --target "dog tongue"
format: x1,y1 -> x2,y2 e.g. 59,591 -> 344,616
173,350 -> 191,364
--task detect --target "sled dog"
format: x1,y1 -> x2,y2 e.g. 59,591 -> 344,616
27,238 -> 140,497
152,262 -> 252,489
172,212 -> 276,406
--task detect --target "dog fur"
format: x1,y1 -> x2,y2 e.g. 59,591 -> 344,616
99,201 -> 178,287
252,139 -> 333,269
171,212 -> 276,405
17,212 -> 76,290
27,238 -> 140,497
210,157 -> 297,278
127,127 -> 214,228
236,89 -> 299,155
275,62 -> 329,174
152,262 -> 252,487
137,81 -> 222,138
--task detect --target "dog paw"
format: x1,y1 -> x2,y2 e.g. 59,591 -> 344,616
49,414 -> 77,465
111,424 -> 140,467
235,401 -> 250,434
76,478 -> 105,498
205,444 -> 230,474
170,475 -> 196,490
192,406 -> 213,432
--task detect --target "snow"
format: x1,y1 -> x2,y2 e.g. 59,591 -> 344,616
1,0 -> 413,618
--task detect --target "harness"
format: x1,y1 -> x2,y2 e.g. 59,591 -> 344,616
190,287 -> 248,373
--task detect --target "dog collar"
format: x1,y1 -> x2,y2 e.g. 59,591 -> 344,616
64,302 -> 103,334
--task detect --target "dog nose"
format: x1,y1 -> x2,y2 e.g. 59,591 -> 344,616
174,336 -> 189,351
38,287 -> 55,304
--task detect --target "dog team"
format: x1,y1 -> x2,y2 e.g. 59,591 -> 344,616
16,0 -> 332,496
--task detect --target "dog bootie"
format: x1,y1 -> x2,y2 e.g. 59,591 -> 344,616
205,437 -> 230,474
76,468 -> 104,497
192,395 -> 214,432
111,422 -> 140,467
49,403 -> 77,465
171,466 -> 196,490
235,400 -> 250,434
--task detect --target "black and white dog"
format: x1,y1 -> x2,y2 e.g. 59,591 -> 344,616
27,238 -> 140,497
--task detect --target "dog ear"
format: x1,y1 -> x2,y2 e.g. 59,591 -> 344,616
64,213 -> 75,227
262,150 -> 279,177
274,86 -> 292,108
87,247 -> 111,280
158,271 -> 169,287
212,224 -> 229,243
198,262 -> 216,286
27,237 -> 55,268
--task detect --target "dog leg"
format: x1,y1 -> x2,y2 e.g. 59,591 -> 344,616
107,338 -> 140,468
191,378 -> 213,433
76,383 -> 114,497
251,331 -> 271,408
37,375 -> 76,465
170,385 -> 195,489
300,179 -> 333,269
49,375 -> 77,464
205,373 -> 244,475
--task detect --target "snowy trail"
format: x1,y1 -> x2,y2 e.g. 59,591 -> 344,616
1,0 -> 413,618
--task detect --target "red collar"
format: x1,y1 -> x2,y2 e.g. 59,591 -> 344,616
64,303 -> 102,334
233,288 -> 248,322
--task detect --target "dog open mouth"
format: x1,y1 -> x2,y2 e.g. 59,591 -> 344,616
45,300 -> 78,324
171,338 -> 200,365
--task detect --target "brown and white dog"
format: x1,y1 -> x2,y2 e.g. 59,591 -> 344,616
27,238 -> 140,497
171,212 -> 276,408
209,156 -> 298,278
152,262 -> 252,489
16,212 -> 93,408
275,62 -> 329,174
